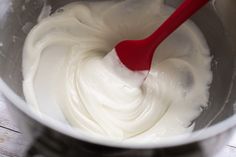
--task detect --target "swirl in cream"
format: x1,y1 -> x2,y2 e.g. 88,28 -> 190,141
23,0 -> 212,141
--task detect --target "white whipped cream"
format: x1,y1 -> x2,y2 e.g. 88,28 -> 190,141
23,0 -> 212,142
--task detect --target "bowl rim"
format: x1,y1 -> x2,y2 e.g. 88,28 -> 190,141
1,78 -> 236,149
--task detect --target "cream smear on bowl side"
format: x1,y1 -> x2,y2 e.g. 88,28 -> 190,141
22,0 -> 212,142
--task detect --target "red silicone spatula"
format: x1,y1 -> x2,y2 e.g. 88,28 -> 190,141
107,0 -> 209,75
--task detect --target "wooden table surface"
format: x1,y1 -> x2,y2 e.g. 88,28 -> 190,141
0,92 -> 236,157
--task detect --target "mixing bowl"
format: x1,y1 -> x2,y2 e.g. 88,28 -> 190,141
0,0 -> 236,156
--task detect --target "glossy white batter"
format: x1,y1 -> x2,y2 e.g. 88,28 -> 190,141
23,0 -> 212,142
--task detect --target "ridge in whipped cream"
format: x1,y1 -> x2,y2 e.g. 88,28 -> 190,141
23,0 -> 212,142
